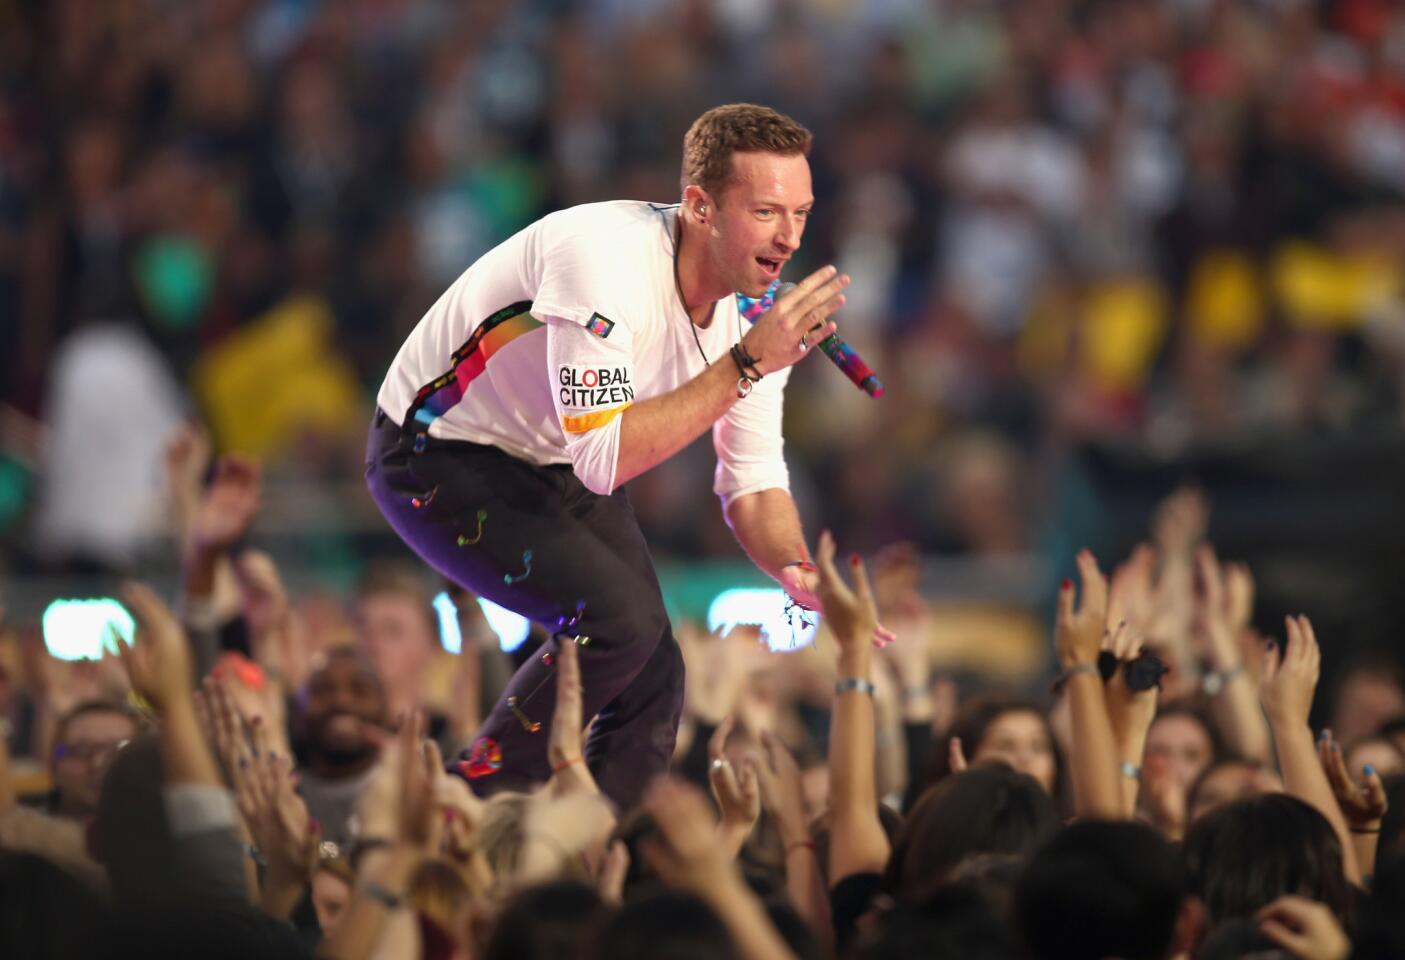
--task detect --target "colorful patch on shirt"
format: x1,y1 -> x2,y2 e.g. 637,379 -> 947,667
586,312 -> 615,339
407,301 -> 541,432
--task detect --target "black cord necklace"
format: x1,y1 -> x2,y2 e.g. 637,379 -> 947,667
672,215 -> 712,366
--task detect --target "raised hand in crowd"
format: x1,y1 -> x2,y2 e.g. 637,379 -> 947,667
1100,618 -> 1158,816
188,456 -> 262,559
707,715 -> 760,857
872,541 -> 935,731
1056,549 -> 1121,819
236,547 -> 312,693
443,584 -> 486,751
1151,486 -> 1209,696
245,724 -> 320,920
180,455 -> 265,679
753,730 -> 830,944
547,635 -> 597,797
319,710 -> 446,960
816,529 -> 890,884
680,623 -> 772,727
1257,895 -> 1351,960
114,582 -> 251,910
642,777 -> 797,960
164,422 -> 213,536
1196,546 -> 1271,764
1319,727 -> 1388,877
116,582 -> 196,715
1260,615 -> 1362,882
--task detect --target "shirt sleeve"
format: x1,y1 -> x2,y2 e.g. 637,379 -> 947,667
532,228 -> 637,496
712,364 -> 792,508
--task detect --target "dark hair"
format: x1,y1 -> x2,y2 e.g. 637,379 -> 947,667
763,897 -> 826,960
591,889 -> 737,960
1181,794 -> 1354,928
1192,919 -> 1289,960
1374,773 -> 1405,867
886,764 -> 1059,905
1355,852 -> 1405,959
1016,820 -> 1189,960
0,852 -> 114,960
92,734 -> 176,912
52,699 -> 139,754
855,886 -> 1025,960
908,694 -> 1064,810
681,103 -> 812,200
483,880 -> 606,960
610,806 -> 662,900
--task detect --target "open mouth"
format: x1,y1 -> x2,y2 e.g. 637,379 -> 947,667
756,257 -> 784,278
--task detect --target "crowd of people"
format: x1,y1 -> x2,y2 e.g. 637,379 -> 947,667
6,0 -> 1405,956
8,0 -> 1405,566
2,459 -> 1405,959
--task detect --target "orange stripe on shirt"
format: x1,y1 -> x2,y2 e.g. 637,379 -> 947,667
561,403 -> 632,434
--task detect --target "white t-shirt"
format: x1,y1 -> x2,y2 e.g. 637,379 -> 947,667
376,200 -> 792,503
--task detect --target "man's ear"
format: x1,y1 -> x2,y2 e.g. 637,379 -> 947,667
681,184 -> 713,225
1170,895 -> 1206,959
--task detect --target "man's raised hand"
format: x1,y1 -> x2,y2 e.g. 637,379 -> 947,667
740,265 -> 848,376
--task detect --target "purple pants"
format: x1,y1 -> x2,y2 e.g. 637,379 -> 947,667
364,409 -> 684,811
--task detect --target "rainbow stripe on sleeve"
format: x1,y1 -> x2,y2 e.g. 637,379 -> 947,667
407,300 -> 542,432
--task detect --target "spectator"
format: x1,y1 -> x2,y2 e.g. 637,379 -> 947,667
1017,820 -> 1201,960
293,647 -> 389,851
39,699 -> 138,820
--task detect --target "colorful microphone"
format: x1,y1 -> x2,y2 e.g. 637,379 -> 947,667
739,282 -> 885,398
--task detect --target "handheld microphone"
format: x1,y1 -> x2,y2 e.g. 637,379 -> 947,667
773,281 -> 885,398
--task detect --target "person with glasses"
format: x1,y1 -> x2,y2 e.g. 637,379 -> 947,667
45,700 -> 137,820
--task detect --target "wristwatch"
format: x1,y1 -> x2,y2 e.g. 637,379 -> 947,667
835,677 -> 877,697
1202,664 -> 1245,696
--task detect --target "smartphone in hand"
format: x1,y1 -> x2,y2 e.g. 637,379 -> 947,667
42,598 -> 133,661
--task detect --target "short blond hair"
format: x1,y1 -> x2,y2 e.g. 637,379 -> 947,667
681,103 -> 812,201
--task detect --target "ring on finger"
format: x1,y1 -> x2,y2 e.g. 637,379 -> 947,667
798,333 -> 809,350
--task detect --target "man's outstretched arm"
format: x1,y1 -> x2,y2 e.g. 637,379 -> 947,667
725,488 -> 812,592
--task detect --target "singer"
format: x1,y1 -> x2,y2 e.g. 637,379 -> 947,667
365,103 -> 880,811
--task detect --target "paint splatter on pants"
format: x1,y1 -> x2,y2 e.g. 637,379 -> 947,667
364,409 -> 684,812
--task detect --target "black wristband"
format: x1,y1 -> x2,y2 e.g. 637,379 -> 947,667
730,343 -> 763,381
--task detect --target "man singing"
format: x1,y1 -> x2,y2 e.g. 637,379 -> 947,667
367,103 -> 854,809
